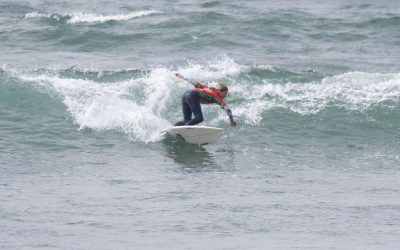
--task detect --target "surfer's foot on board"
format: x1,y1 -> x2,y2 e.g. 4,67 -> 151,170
174,121 -> 186,126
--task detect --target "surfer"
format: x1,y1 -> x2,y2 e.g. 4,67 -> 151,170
174,73 -> 237,128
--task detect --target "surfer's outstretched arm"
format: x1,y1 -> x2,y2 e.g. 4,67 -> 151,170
224,105 -> 237,128
175,73 -> 207,88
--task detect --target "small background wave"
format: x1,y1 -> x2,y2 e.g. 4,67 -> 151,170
1,1 -> 399,72
24,10 -> 162,24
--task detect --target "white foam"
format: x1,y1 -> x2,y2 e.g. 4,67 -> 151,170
18,73 -> 169,142
234,71 -> 400,123
67,11 -> 162,24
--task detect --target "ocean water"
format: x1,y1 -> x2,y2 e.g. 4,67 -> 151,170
1,0 -> 400,249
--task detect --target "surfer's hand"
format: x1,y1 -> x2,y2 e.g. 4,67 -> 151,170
175,72 -> 183,78
231,120 -> 237,128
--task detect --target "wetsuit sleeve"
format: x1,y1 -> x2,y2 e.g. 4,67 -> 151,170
180,76 -> 207,89
195,82 -> 208,89
224,105 -> 235,122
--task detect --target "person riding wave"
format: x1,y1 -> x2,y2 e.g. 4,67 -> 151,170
174,73 -> 237,128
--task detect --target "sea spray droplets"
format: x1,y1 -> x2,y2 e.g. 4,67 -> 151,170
17,73 -> 169,142
177,56 -> 247,81
144,68 -> 176,116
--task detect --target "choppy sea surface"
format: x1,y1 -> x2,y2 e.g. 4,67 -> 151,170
1,0 -> 400,249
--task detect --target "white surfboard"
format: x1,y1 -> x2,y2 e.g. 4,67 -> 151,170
164,125 -> 224,145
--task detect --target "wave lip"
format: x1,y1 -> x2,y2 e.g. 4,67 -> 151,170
24,10 -> 162,24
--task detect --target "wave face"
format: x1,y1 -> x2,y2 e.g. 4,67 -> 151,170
2,56 -> 399,142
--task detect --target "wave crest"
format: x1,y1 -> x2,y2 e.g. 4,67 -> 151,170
3,56 -> 400,137
234,71 -> 400,124
24,10 -> 162,24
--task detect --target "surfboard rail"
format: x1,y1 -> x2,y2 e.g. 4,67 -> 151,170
164,125 -> 224,145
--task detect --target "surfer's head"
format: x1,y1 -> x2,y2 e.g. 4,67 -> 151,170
214,83 -> 228,98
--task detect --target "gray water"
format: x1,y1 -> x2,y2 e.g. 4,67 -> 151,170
1,0 -> 400,249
